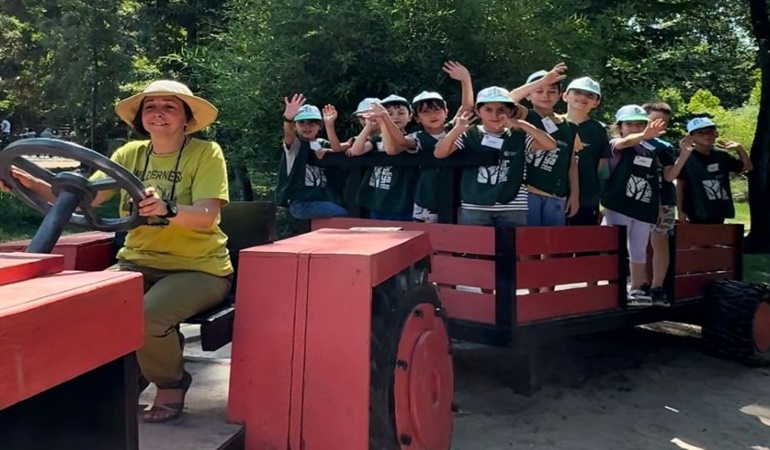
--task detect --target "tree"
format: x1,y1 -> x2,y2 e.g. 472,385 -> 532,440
746,0 -> 770,253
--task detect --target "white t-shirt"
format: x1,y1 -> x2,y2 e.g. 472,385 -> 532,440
1,120 -> 10,134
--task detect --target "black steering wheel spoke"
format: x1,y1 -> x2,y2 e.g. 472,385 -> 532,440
91,177 -> 120,192
0,138 -> 148,253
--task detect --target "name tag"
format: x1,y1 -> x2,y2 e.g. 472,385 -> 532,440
541,117 -> 559,134
640,141 -> 655,151
310,141 -> 322,151
633,155 -> 653,168
481,134 -> 504,149
707,163 -> 719,172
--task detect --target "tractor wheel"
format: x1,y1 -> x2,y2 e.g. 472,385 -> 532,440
702,280 -> 770,366
369,263 -> 454,450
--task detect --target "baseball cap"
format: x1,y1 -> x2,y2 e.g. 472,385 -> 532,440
526,70 -> 549,84
475,86 -> 516,106
294,105 -> 322,122
566,77 -> 601,97
412,91 -> 445,105
380,95 -> 412,109
687,117 -> 717,134
615,105 -> 649,123
354,97 -> 381,115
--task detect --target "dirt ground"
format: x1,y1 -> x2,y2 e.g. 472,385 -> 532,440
143,323 -> 770,450
450,323 -> 770,450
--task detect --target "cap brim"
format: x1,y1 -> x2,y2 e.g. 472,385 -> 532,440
567,86 -> 601,97
619,115 -> 649,123
476,96 -> 517,106
294,113 -> 322,122
115,90 -> 218,134
689,124 -> 717,134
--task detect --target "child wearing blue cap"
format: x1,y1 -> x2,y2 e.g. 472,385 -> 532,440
676,117 -> 752,224
601,105 -> 667,306
275,93 -> 348,219
562,76 -> 609,226
509,63 -> 581,227
434,86 -> 557,227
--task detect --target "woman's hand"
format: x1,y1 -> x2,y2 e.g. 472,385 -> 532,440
137,187 -> 168,217
0,167 -> 45,194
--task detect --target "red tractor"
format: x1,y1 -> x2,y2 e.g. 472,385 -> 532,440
0,139 -> 767,450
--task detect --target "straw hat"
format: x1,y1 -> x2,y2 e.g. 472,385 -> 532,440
115,80 -> 218,134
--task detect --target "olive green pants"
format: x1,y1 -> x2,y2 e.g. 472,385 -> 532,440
111,261 -> 232,385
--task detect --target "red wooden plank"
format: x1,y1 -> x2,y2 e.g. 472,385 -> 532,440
676,224 -> 741,248
516,226 -> 619,256
675,272 -> 733,300
430,254 -> 495,290
74,241 -> 115,271
0,231 -> 115,271
516,254 -> 619,289
312,218 -> 495,255
675,247 -> 736,275
517,284 -> 620,323
437,287 -> 495,324
0,270 -> 143,409
0,253 -> 64,287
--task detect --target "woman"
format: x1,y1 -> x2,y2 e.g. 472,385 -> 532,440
0,80 -> 232,423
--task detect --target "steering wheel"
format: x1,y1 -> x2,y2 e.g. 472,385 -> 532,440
0,138 -> 147,254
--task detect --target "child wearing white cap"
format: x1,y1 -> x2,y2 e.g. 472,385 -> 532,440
350,94 -> 417,221
562,76 -> 609,226
434,86 -> 557,227
373,61 -> 475,222
276,93 -> 348,220
515,65 -> 581,226
600,105 -> 667,306
676,117 -> 752,224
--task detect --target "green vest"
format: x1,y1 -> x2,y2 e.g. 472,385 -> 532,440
681,149 -> 735,223
648,138 -> 677,206
600,145 -> 661,224
413,131 -> 443,211
524,110 -> 576,197
460,127 -> 526,206
576,119 -> 610,206
356,136 -> 418,215
275,138 -> 345,207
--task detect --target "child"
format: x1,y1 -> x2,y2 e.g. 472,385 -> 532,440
434,87 -> 557,227
509,64 -> 581,226
350,95 -> 417,221
275,94 -> 348,220
677,117 -> 752,224
600,105 -> 666,306
562,77 -> 609,226
377,61 -> 476,222
640,102 -> 692,305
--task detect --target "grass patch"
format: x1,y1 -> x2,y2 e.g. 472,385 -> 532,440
726,201 -> 750,230
745,254 -> 770,284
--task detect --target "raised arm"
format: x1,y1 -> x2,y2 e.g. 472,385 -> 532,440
719,139 -> 753,172
509,119 -> 557,151
443,61 -> 474,114
508,63 -> 567,103
614,119 -> 666,150
363,103 -> 410,154
663,137 -> 694,182
347,122 -> 376,156
434,111 -> 475,159
283,94 -> 305,148
322,104 -> 351,152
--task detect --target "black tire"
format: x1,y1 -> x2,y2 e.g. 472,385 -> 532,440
369,261 -> 453,450
702,280 -> 770,366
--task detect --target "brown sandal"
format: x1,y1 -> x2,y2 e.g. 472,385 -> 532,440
143,371 -> 192,423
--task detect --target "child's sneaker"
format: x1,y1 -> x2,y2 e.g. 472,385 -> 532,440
627,288 -> 653,307
640,282 -> 652,297
650,287 -> 670,307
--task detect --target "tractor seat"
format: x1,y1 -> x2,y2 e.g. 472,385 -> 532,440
114,201 -> 277,351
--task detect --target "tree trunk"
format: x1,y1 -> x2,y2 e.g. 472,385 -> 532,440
745,0 -> 770,253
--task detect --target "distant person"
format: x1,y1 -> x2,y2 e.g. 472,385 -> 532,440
40,127 -> 55,138
676,117 -> 752,224
0,117 -> 9,147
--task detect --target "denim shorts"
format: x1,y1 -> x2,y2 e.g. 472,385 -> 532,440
289,200 -> 348,220
458,208 -> 527,227
526,192 -> 566,226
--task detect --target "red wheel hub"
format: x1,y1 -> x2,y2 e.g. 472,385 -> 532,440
753,302 -> 770,353
393,304 -> 453,450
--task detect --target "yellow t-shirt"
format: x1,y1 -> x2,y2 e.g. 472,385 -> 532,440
93,138 -> 232,277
